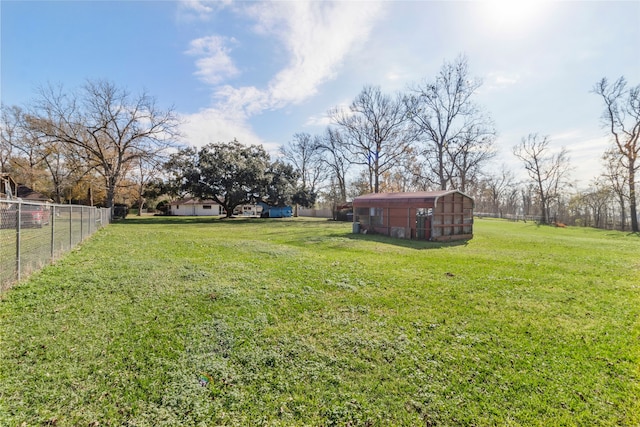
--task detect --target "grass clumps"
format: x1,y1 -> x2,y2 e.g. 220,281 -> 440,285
0,217 -> 638,426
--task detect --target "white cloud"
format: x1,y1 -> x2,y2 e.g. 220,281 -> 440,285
185,36 -> 239,85
478,1 -> 552,37
177,0 -> 230,21
549,129 -> 583,142
385,71 -> 404,82
304,113 -> 332,128
546,129 -> 611,188
485,72 -> 521,91
180,107 -> 281,155
262,1 -> 383,106
180,1 -> 384,150
214,85 -> 270,115
181,0 -> 213,14
180,108 -> 257,146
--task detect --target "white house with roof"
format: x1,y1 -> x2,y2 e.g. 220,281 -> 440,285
168,198 -> 224,216
168,198 -> 264,217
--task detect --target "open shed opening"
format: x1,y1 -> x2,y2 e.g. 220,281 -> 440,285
353,190 -> 474,241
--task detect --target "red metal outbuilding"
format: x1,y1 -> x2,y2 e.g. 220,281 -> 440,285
352,190 -> 474,241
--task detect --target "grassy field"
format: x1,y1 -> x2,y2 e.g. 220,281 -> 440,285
0,217 -> 638,426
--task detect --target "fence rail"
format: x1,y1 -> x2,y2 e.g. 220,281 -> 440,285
0,199 -> 111,292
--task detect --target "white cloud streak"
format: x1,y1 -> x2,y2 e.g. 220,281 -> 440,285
259,1 -> 383,107
484,71 -> 521,92
181,0 -> 214,15
180,1 -> 384,148
177,0 -> 230,21
185,36 -> 239,85
181,107 -> 267,148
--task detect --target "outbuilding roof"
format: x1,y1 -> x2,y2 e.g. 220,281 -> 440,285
16,184 -> 52,202
353,190 -> 473,206
170,198 -> 220,205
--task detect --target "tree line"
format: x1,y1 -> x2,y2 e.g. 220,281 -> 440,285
278,57 -> 639,232
1,56 -> 638,230
0,81 -> 180,211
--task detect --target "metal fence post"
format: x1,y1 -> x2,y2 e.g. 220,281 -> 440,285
50,205 -> 56,260
1,201 -> 112,292
69,205 -> 73,249
16,201 -> 21,283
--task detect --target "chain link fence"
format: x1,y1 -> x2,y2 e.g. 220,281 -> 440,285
1,199 -> 111,292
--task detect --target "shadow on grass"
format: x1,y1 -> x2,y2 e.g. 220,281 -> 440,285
116,215 -> 262,226
117,216 -> 347,226
116,216 -> 471,249
336,231 -> 470,250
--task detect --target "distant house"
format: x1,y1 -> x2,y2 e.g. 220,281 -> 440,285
1,175 -> 52,202
168,198 -> 224,216
1,174 -> 18,199
353,190 -> 474,241
233,204 -> 263,216
16,184 -> 52,202
168,198 -> 266,217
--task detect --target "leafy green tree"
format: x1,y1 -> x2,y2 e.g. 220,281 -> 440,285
264,160 -> 301,207
167,141 -> 301,217
190,141 -> 270,217
163,146 -> 198,199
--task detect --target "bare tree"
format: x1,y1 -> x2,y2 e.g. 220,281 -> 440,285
406,55 -> 495,191
0,105 -> 17,173
584,182 -> 613,228
601,148 -> 629,230
330,85 -> 415,193
520,184 -> 534,219
315,128 -> 350,205
447,121 -> 496,192
593,77 -> 640,232
28,80 -> 180,211
513,134 -> 572,224
482,165 -> 516,217
1,105 -> 72,202
569,181 -> 613,228
128,155 -> 165,215
280,132 -> 325,209
2,104 -> 91,202
39,139 -> 73,203
379,145 -> 423,193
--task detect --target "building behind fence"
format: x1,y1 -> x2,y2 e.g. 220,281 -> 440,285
0,199 -> 111,292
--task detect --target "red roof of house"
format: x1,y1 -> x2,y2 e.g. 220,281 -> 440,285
353,190 -> 472,205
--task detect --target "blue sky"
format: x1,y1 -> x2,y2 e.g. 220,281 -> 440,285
2,0 -> 639,188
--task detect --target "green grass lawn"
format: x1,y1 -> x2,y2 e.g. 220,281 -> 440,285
1,217 -> 638,426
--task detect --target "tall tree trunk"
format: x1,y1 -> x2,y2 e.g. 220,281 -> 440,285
374,156 -> 380,193
137,197 -> 145,216
618,195 -> 626,231
106,176 -> 117,211
439,142 -> 447,191
629,161 -> 638,232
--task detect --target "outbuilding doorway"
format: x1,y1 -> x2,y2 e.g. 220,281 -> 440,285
416,207 -> 432,239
